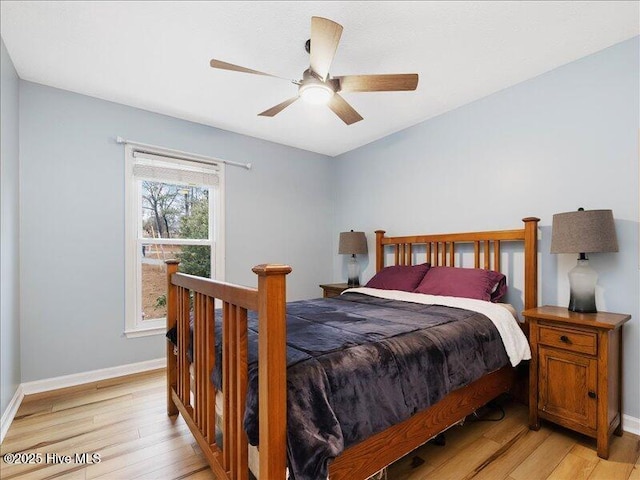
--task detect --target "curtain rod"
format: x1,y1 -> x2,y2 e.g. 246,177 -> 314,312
115,136 -> 252,170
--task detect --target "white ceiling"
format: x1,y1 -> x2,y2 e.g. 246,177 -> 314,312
1,1 -> 638,157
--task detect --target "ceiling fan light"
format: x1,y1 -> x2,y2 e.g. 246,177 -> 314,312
299,83 -> 334,105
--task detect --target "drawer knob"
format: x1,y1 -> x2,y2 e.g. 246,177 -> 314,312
588,391 -> 597,399
560,335 -> 570,343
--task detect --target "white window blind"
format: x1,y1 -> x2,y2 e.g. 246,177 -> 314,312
132,151 -> 220,186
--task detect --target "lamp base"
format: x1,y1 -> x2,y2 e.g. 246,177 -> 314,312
567,258 -> 597,313
347,254 -> 360,287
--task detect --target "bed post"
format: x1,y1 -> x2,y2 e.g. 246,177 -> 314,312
252,264 -> 292,480
166,259 -> 180,416
522,217 -> 540,310
375,230 -> 386,272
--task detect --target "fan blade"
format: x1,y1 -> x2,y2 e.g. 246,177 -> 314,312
336,74 -> 419,92
310,17 -> 343,81
210,59 -> 286,80
258,96 -> 299,117
328,94 -> 363,125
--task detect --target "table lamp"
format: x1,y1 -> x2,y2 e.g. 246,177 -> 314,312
550,208 -> 618,313
338,230 -> 368,287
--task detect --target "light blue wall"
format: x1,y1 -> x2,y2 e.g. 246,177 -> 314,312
333,37 -> 640,418
18,82 -> 333,382
0,38 -> 21,416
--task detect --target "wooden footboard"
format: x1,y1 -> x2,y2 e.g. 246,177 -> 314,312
166,261 -> 291,480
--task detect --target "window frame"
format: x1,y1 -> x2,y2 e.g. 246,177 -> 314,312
124,144 -> 225,338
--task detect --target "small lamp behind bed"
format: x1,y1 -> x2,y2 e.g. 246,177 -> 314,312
550,208 -> 618,313
339,230 -> 368,287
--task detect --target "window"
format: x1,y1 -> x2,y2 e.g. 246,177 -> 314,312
124,144 -> 225,337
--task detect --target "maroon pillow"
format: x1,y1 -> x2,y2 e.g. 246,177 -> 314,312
413,266 -> 507,302
365,263 -> 431,292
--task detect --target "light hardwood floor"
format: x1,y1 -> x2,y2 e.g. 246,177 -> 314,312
1,369 -> 638,480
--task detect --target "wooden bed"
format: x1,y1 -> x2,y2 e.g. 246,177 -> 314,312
165,217 -> 539,480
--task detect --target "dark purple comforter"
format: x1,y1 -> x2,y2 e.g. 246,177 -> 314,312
170,292 -> 509,479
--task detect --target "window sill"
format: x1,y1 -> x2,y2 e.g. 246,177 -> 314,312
124,326 -> 166,338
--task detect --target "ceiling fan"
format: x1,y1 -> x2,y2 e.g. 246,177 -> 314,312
209,16 -> 419,125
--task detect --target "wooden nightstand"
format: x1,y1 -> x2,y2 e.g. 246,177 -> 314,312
523,305 -> 631,459
319,283 -> 350,298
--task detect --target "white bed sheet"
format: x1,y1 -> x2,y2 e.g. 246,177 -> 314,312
343,287 -> 531,367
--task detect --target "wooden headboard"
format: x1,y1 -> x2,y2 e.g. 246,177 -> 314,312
375,217 -> 540,310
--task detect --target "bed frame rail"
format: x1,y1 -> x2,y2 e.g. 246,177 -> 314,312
166,261 -> 291,480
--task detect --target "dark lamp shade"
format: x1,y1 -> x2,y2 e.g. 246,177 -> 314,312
338,231 -> 368,255
550,209 -> 618,254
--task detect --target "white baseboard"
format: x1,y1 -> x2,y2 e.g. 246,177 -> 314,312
0,384 -> 24,444
623,414 -> 640,436
21,358 -> 166,395
1,358 -> 165,444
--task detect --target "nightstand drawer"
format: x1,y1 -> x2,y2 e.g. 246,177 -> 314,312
538,324 -> 597,355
